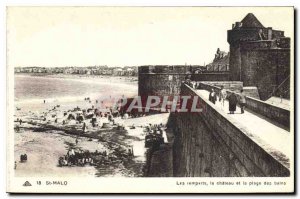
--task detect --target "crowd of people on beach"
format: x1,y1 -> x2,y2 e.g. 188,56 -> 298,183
144,123 -> 167,150
15,95 -> 149,170
58,145 -> 135,167
37,96 -> 148,134
58,149 -> 95,167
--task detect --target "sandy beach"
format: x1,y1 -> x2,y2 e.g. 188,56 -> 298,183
14,74 -> 169,177
15,74 -> 138,105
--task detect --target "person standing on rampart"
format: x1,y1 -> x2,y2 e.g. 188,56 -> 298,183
209,88 -> 217,104
239,89 -> 246,114
228,91 -> 238,114
219,86 -> 227,107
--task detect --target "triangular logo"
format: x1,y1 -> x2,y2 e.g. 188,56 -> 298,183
23,181 -> 32,186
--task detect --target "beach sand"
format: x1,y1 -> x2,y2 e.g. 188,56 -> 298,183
14,113 -> 169,177
13,75 -> 169,177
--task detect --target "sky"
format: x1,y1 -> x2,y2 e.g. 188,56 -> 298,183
7,7 -> 294,67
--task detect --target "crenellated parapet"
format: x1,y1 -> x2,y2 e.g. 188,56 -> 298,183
138,65 -> 189,74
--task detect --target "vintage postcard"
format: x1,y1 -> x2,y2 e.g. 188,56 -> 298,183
6,7 -> 294,193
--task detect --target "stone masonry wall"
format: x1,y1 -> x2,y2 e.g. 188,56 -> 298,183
138,73 -> 185,97
240,49 -> 290,100
169,84 -> 290,177
138,65 -> 189,107
191,73 -> 230,81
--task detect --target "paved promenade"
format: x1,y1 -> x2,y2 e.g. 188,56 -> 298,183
196,89 -> 291,164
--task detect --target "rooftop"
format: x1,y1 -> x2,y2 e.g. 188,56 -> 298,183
240,13 -> 264,28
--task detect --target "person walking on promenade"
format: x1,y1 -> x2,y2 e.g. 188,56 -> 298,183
209,88 -> 217,104
239,89 -> 246,114
219,86 -> 227,107
228,91 -> 238,114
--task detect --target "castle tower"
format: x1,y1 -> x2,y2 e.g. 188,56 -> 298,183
227,13 -> 290,100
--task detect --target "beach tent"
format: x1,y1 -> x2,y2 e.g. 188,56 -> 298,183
67,113 -> 76,120
85,113 -> 94,119
76,114 -> 84,122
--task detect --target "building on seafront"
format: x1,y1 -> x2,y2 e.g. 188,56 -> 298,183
228,13 -> 291,100
14,65 -> 138,77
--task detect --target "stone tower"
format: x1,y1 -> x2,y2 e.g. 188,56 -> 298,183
227,13 -> 290,100
138,65 -> 190,108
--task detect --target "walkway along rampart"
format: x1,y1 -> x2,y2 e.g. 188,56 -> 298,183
198,82 -> 290,130
168,83 -> 290,177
